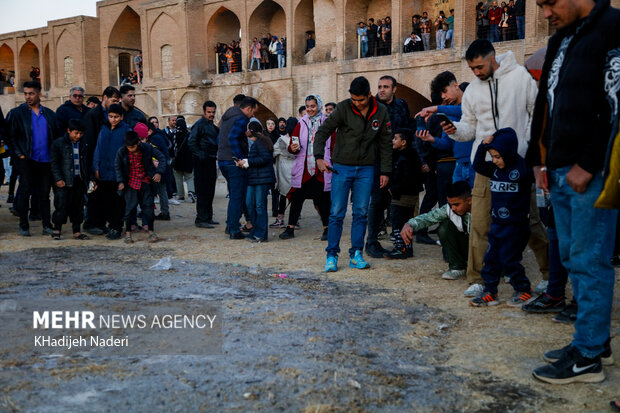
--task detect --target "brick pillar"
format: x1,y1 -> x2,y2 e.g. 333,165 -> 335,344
391,0 -> 402,55
457,0 -> 477,48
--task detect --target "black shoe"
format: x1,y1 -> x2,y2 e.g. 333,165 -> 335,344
230,232 -> 246,240
195,221 -> 214,229
365,242 -> 388,258
384,247 -> 413,259
155,213 -> 171,221
522,294 -> 566,313
225,226 -> 230,235
416,233 -> 436,245
7,194 -> 14,203
552,302 -> 577,324
9,207 -> 18,217
320,228 -> 328,241
84,226 -> 105,235
41,227 -> 54,236
19,228 -> 31,237
106,230 -> 121,240
206,219 -> 220,225
612,255 -> 620,267
533,346 -> 604,384
544,338 -> 614,366
279,227 -> 295,240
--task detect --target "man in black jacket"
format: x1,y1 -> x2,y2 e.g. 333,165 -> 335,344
55,86 -> 89,132
7,80 -> 58,236
119,84 -> 146,128
50,119 -> 89,240
527,0 -> 620,385
189,100 -> 219,228
81,86 -> 121,235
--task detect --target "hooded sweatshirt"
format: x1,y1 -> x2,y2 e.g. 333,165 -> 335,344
217,105 -> 247,163
450,51 -> 538,163
473,127 -> 532,224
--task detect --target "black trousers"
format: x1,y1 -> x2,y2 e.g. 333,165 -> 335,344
98,181 -> 125,232
16,158 -> 52,230
271,186 -> 280,217
287,176 -> 330,227
366,170 -> 392,247
52,177 -> 85,233
193,157 -> 217,223
124,184 -> 155,232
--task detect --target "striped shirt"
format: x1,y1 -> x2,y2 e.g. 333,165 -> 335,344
72,142 -> 80,176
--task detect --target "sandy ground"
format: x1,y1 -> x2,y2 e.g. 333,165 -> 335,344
0,176 -> 618,411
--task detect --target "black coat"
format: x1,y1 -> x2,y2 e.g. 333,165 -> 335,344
82,104 -> 108,178
390,147 -> 423,199
115,143 -> 166,184
247,135 -> 276,185
188,117 -> 219,161
55,100 -> 89,133
50,134 -> 88,187
172,126 -> 193,172
7,103 -> 59,159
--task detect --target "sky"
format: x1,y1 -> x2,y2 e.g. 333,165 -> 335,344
0,0 -> 98,33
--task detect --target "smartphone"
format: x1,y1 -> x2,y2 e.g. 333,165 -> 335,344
232,156 -> 240,162
436,113 -> 454,127
415,115 -> 426,132
291,136 -> 300,146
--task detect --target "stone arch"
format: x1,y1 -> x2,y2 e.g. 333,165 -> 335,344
206,7 -> 241,74
249,0 -> 287,66
179,91 -> 203,117
0,43 -> 15,87
108,6 -> 142,85
307,0 -> 337,63
344,0 -> 392,59
56,29 -> 77,88
396,83 -> 432,115
254,101 -> 278,126
150,12 -> 180,79
19,40 -> 40,87
293,0 -> 315,64
136,92 -> 158,119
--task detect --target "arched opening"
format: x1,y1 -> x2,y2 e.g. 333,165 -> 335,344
206,7 -> 241,74
344,0 -> 392,59
0,43 -> 15,92
19,41 -> 40,88
396,83 -> 432,116
150,12 -> 182,79
249,0 -> 287,69
108,6 -> 142,85
293,0 -> 315,64
43,44 -> 50,91
254,101 -> 278,126
118,53 -> 131,80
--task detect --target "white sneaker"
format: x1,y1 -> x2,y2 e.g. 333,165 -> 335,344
442,269 -> 465,280
168,198 -> 181,205
464,283 -> 484,297
154,197 -> 160,204
533,280 -> 548,294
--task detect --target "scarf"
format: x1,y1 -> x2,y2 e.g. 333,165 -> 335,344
305,94 -> 324,176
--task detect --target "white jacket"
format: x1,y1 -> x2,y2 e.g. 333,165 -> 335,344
451,51 -> 538,163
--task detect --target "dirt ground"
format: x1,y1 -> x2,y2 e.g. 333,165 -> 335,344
0,176 -> 618,412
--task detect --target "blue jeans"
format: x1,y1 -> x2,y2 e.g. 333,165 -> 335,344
327,163 -> 374,257
452,161 -> 475,189
246,183 -> 269,240
219,162 -> 248,235
516,16 -> 525,39
549,166 -> 618,358
360,40 -> 368,57
490,24 -> 499,42
446,29 -> 454,47
277,54 -> 285,68
250,58 -> 260,70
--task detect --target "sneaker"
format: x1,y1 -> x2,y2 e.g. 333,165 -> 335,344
229,232 -> 246,240
470,291 -> 500,307
188,192 -> 196,203
384,247 -> 413,259
320,228 -> 328,241
463,283 -> 484,297
533,346 -> 604,384
442,269 -> 465,280
552,302 -> 578,324
506,290 -> 535,307
148,233 -> 160,243
246,236 -> 265,243
195,221 -> 214,229
154,197 -> 159,204
176,196 -> 185,203
365,242 -> 388,258
522,294 -> 565,313
349,250 -> 370,269
269,218 -> 284,228
544,339 -> 614,366
325,255 -> 338,272
279,227 -> 295,240
415,233 -> 436,245
124,236 -> 134,244
533,280 -> 549,294
19,228 -> 31,237
41,227 -> 54,236
168,198 -> 181,205
106,230 -> 121,240
154,213 -> 171,221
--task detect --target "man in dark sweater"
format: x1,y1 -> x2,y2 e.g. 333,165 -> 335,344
55,86 -> 89,132
527,0 -> 620,385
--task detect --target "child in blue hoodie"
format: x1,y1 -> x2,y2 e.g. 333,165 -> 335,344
92,103 -> 130,240
470,127 -> 534,307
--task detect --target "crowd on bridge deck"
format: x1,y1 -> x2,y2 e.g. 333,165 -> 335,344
0,0 -> 620,394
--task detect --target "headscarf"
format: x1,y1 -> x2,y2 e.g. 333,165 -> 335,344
304,94 -> 324,176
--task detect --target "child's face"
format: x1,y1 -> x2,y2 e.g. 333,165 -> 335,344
488,148 -> 505,169
447,196 -> 472,216
108,112 -> 123,127
126,144 -> 139,153
67,129 -> 83,143
392,134 -> 406,150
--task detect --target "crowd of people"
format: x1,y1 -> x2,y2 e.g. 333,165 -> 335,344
0,69 -> 16,93
357,17 -> 393,57
0,0 -> 619,393
477,0 -> 526,42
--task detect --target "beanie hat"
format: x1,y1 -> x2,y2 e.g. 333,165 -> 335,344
134,122 -> 148,139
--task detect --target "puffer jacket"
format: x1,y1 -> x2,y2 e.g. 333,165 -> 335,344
247,134 -> 276,185
50,134 -> 88,187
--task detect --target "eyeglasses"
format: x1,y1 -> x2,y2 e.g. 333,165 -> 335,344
72,94 -> 84,98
